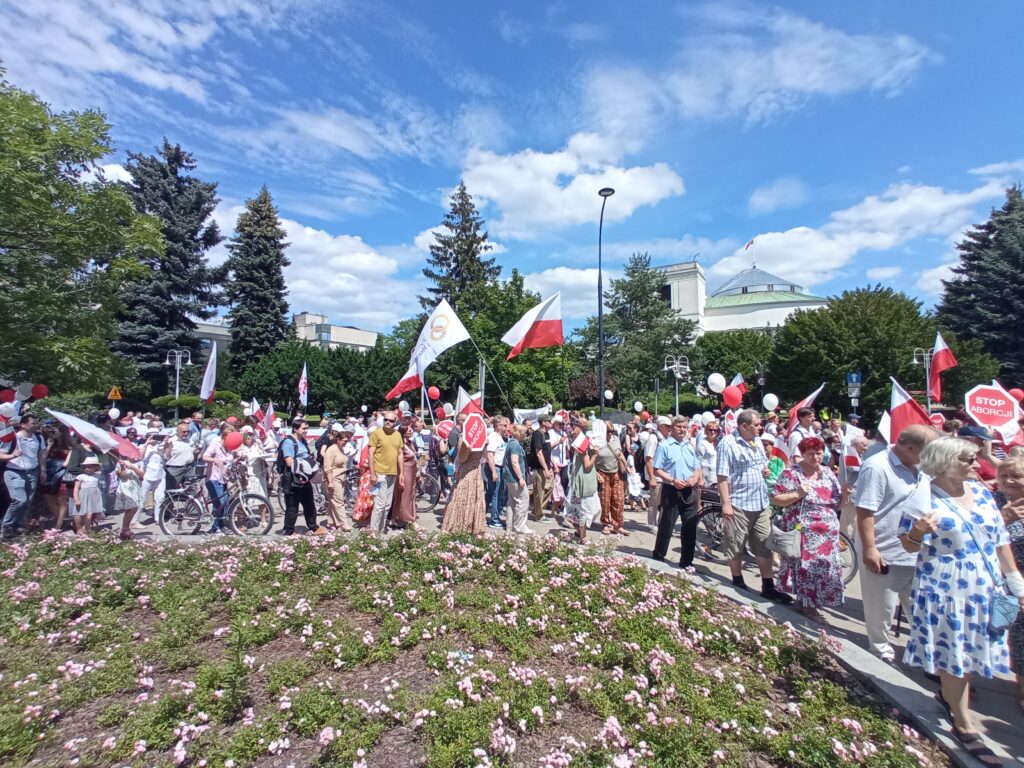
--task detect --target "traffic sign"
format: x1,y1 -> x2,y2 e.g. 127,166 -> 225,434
929,412 -> 946,429
964,384 -> 1018,430
461,413 -> 487,452
107,386 -> 123,400
847,371 -> 862,385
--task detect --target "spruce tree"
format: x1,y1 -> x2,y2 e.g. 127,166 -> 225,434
113,140 -> 223,396
938,186 -> 1024,380
225,186 -> 291,377
419,180 -> 500,314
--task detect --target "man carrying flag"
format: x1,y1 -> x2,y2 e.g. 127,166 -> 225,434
387,299 -> 470,400
928,331 -> 958,403
785,383 -> 825,461
501,293 -> 563,360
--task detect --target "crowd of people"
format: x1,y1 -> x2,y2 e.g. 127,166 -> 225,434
2,401 -> 1024,763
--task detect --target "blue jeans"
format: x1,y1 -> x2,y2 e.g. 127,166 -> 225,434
206,479 -> 228,527
3,468 -> 38,530
483,466 -> 506,524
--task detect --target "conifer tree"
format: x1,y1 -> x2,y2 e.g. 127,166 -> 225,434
113,140 -> 223,395
225,186 -> 291,377
938,185 -> 1024,380
419,180 -> 500,315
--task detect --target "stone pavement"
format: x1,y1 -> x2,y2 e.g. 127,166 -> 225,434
63,499 -> 1024,765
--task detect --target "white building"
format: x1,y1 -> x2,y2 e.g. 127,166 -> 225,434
292,312 -> 378,352
659,261 -> 828,333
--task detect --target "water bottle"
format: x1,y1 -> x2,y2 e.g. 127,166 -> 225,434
370,480 -> 382,497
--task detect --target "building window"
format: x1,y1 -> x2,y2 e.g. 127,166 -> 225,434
659,284 -> 671,304
766,284 -> 774,291
741,287 -> 748,294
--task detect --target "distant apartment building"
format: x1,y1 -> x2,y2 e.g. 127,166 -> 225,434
192,313 -> 378,355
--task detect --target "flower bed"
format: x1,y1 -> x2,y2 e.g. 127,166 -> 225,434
0,532 -> 946,767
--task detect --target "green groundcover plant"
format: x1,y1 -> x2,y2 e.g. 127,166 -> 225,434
0,532 -> 945,767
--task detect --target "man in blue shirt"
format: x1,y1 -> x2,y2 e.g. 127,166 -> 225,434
651,415 -> 703,568
280,418 -> 325,536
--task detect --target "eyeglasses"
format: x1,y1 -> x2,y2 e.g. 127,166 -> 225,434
958,456 -> 978,465
705,428 -> 719,433
383,418 -> 395,423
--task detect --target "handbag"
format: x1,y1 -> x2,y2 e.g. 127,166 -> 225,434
766,524 -> 801,559
936,492 -> 1020,633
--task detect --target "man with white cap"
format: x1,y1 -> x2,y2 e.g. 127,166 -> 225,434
549,414 -> 569,516
645,416 -> 672,526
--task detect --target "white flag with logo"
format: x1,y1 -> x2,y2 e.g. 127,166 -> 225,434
386,300 -> 470,400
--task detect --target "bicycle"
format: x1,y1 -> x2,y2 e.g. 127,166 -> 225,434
274,467 -> 326,515
415,472 -> 440,514
224,463 -> 274,536
157,463 -> 273,536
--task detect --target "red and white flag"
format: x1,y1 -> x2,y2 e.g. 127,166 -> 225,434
571,431 -> 591,453
456,386 -> 486,417
721,408 -> 738,435
502,293 -> 564,360
249,398 -> 264,423
784,383 -> 825,441
770,439 -> 790,464
928,331 -> 958,403
199,342 -> 217,404
730,373 -> 748,395
889,377 -> 932,444
298,362 -> 309,408
843,442 -> 862,470
744,239 -> 755,250
877,411 -> 891,444
263,401 -> 276,432
386,299 -> 470,400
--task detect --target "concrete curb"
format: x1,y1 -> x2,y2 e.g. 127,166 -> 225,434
642,558 -> 1018,768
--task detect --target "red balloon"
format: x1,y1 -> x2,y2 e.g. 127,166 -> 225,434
641,410 -> 651,421
722,385 -> 743,409
223,432 -> 244,451
1010,388 -> 1024,403
434,406 -> 445,419
427,386 -> 441,400
31,384 -> 49,399
225,416 -> 238,423
0,390 -> 14,403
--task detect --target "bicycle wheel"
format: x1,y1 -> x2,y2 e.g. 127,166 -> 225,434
838,531 -> 858,586
228,493 -> 274,536
695,509 -> 728,562
158,492 -> 204,536
415,473 -> 440,514
343,469 -> 362,509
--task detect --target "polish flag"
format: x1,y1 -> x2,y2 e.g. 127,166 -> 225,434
721,408 -> 737,435
571,431 -> 591,453
877,411 -> 891,444
928,332 -> 958,403
263,401 -> 276,432
744,239 -> 755,250
784,383 -> 825,441
456,386 -> 486,417
843,442 -> 862,469
199,342 -> 217,404
250,398 -> 264,423
386,299 -> 470,400
889,377 -> 933,444
502,293 -> 564,360
769,438 -> 790,464
298,362 -> 309,408
730,373 -> 748,395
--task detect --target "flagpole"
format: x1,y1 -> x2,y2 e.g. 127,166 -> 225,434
465,336 -> 514,415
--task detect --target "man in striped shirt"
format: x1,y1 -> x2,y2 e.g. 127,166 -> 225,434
717,408 -> 793,604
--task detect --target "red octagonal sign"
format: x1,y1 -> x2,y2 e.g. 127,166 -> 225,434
964,385 -> 1017,429
461,413 -> 487,452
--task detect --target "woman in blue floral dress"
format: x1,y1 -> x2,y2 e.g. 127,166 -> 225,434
771,436 -> 849,621
899,438 -> 1023,767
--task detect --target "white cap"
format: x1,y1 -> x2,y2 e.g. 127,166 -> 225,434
656,416 -> 671,426
240,425 -> 255,434
644,422 -> 655,431
552,414 -> 564,423
330,422 -> 345,433
760,433 -> 776,444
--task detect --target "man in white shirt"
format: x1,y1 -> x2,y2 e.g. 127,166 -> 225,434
549,415 -> 569,515
485,417 -> 509,529
141,428 -> 167,516
163,420 -> 197,492
787,407 -> 816,461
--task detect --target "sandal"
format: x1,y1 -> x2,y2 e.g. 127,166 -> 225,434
951,727 -> 1001,766
613,528 -> 628,536
118,530 -> 133,541
935,690 -> 953,722
601,526 -> 612,535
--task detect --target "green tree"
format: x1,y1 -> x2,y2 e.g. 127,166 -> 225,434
768,286 -> 998,421
938,186 -> 1024,381
575,253 -> 697,405
419,180 -> 500,316
690,330 -> 775,400
113,140 -> 224,396
225,186 -> 290,376
0,67 -> 163,390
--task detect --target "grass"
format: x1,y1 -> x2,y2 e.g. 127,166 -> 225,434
0,530 -> 945,767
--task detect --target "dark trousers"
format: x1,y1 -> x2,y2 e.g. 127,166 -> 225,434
283,479 -> 317,533
652,485 -> 699,566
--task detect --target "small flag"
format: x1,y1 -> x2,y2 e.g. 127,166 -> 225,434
571,432 -> 591,453
263,401 -> 276,432
770,438 -> 790,464
877,411 -> 891,444
928,331 -> 958,403
784,383 -> 826,441
730,373 -> 748,395
502,293 -> 564,360
200,342 -> 217,404
386,299 -> 471,400
889,377 -> 932,444
744,239 -> 754,250
456,386 -> 486,417
250,398 -> 264,423
298,362 -> 309,408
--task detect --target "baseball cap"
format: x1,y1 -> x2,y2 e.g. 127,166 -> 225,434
656,416 -> 671,426
644,422 -> 655,431
760,433 -> 776,444
82,456 -> 100,467
959,425 -> 993,440
240,425 -> 255,434
847,413 -> 860,421
330,422 -> 345,433
552,414 -> 563,423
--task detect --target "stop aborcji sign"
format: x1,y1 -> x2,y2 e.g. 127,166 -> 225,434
461,413 -> 487,452
964,385 -> 1016,428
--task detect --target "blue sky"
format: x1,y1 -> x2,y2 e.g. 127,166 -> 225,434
2,0 -> 1022,332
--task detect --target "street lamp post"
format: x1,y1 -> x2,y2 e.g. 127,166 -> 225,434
663,354 -> 691,417
163,349 -> 193,420
597,187 -> 615,418
911,347 -> 934,414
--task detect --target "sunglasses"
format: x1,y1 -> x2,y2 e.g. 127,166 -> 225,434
383,418 -> 396,423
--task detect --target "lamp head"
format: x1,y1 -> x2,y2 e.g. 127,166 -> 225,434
598,187 -> 615,198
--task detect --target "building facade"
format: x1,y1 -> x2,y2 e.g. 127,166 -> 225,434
292,312 -> 378,352
659,262 -> 828,334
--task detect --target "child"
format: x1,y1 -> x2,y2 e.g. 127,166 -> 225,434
113,457 -> 144,540
73,457 -> 104,535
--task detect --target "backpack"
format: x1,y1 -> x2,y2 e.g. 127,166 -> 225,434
275,435 -> 298,475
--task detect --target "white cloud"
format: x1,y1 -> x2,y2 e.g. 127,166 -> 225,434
916,259 -> 957,297
897,165 -> 912,175
748,177 -> 808,214
970,159 -> 1024,178
563,22 -> 607,44
523,267 -> 609,320
711,178 -> 1005,287
865,266 -> 902,281
82,163 -> 132,184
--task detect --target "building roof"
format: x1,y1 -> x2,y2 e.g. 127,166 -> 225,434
705,290 -> 827,309
711,266 -> 806,297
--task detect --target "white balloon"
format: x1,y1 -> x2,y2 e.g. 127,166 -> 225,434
108,407 -> 121,419
0,402 -> 16,419
633,400 -> 643,413
443,402 -> 454,417
361,404 -> 368,413
243,407 -> 253,417
398,400 -> 410,412
762,393 -> 779,411
707,373 -> 726,394
15,382 -> 33,400
603,389 -> 614,401
701,411 -> 715,425
692,413 -> 703,423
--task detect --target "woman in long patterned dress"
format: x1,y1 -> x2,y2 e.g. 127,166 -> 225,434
899,438 -> 1022,767
441,430 -> 486,535
390,425 -> 420,530
771,435 -> 849,621
996,455 -> 1024,713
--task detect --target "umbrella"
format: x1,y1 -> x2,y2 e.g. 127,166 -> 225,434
107,431 -> 142,460
602,409 -> 634,426
45,408 -> 120,453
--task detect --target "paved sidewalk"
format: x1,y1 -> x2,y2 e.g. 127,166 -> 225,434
51,499 -> 1024,765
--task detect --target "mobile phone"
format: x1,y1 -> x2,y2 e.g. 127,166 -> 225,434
880,564 -> 890,575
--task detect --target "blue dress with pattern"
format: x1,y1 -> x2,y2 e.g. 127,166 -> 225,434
898,482 -> 1011,678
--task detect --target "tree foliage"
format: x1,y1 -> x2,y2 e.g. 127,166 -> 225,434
574,252 -> 697,405
0,69 -> 163,390
768,286 -> 998,420
225,186 -> 291,377
113,140 -> 224,396
938,185 -> 1024,382
690,330 -> 775,399
419,180 -> 500,317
